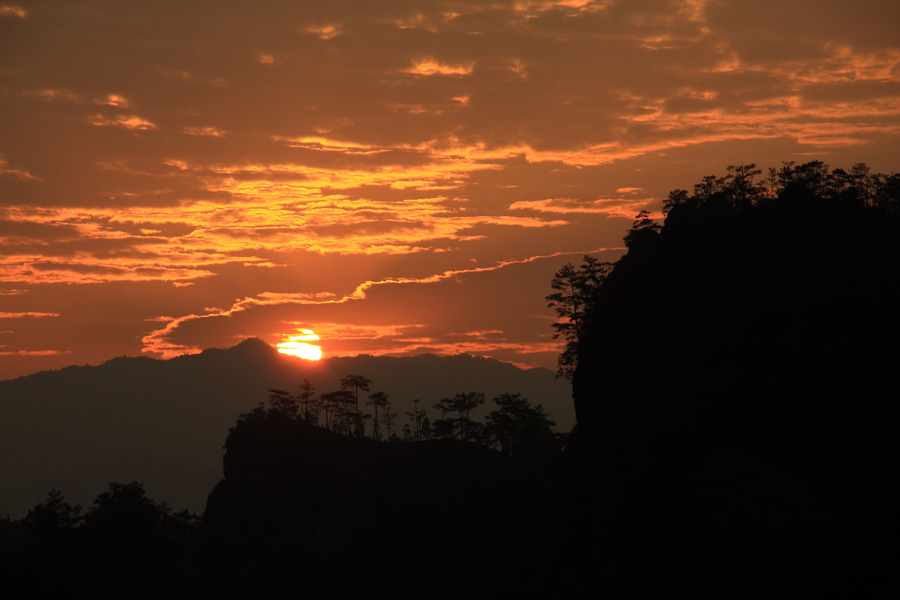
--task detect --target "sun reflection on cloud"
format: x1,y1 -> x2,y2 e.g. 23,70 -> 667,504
277,329 -> 323,360
406,59 -> 474,76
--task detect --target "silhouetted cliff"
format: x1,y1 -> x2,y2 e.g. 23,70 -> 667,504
564,163 -> 900,597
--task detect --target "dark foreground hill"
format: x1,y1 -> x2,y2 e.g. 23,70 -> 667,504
0,404 -> 559,597
202,408 -> 554,598
0,343 -> 571,518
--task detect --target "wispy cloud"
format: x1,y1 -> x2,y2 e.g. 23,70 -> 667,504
0,349 -> 70,356
90,114 -> 156,130
405,59 -> 475,76
510,197 -> 655,217
0,5 -> 25,18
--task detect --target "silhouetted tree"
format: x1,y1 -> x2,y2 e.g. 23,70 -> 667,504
452,391 -> 485,441
432,397 -> 456,439
485,394 -> 557,458
622,209 -> 661,249
382,397 -> 399,441
366,391 -> 389,440
340,374 -> 372,417
406,398 -> 425,441
297,378 -> 316,422
82,482 -> 174,549
546,255 -> 612,377
322,390 -> 357,435
431,417 -> 455,440
433,397 -> 453,420
23,489 -> 81,541
267,388 -> 299,417
353,412 -> 371,438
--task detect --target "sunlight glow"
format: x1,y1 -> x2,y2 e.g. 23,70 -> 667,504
277,329 -> 323,360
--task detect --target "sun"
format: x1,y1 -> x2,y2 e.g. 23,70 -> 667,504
277,329 -> 323,361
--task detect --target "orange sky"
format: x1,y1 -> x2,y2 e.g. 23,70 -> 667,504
1,1 -> 899,380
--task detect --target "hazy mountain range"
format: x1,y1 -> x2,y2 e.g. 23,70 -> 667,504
0,338 -> 572,518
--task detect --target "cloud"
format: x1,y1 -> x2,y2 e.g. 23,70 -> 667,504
0,5 -> 25,18
182,126 -> 228,137
305,24 -> 341,39
509,197 -> 655,217
0,349 -> 70,356
95,94 -> 129,108
90,114 -> 156,130
405,58 -> 475,76
22,89 -> 83,103
0,157 -> 39,181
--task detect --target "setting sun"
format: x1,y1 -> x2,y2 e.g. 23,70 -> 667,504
277,329 -> 323,361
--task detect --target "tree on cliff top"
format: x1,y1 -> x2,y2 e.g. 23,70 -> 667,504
546,255 -> 612,378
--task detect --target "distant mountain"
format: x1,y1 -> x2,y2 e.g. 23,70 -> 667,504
0,339 -> 572,518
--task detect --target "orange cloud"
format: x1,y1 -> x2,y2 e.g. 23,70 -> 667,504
23,89 -> 82,102
512,0 -> 607,17
305,24 -> 341,39
0,349 -> 70,356
95,94 -> 130,108
406,59 -> 474,76
90,114 -> 156,130
0,5 -> 25,18
0,157 -> 39,181
510,197 -> 655,217
182,126 -> 228,137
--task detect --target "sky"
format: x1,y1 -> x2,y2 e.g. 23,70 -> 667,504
1,0 -> 899,381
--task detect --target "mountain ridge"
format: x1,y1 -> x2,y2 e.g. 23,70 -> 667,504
0,338 -> 572,518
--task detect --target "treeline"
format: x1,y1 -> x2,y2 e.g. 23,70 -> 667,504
0,483 -> 201,594
663,160 -> 899,215
254,374 -> 563,457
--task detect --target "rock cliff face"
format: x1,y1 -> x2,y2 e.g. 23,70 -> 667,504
567,184 -> 900,596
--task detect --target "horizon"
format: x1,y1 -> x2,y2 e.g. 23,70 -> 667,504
1,336 -> 560,383
2,1 -> 899,380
